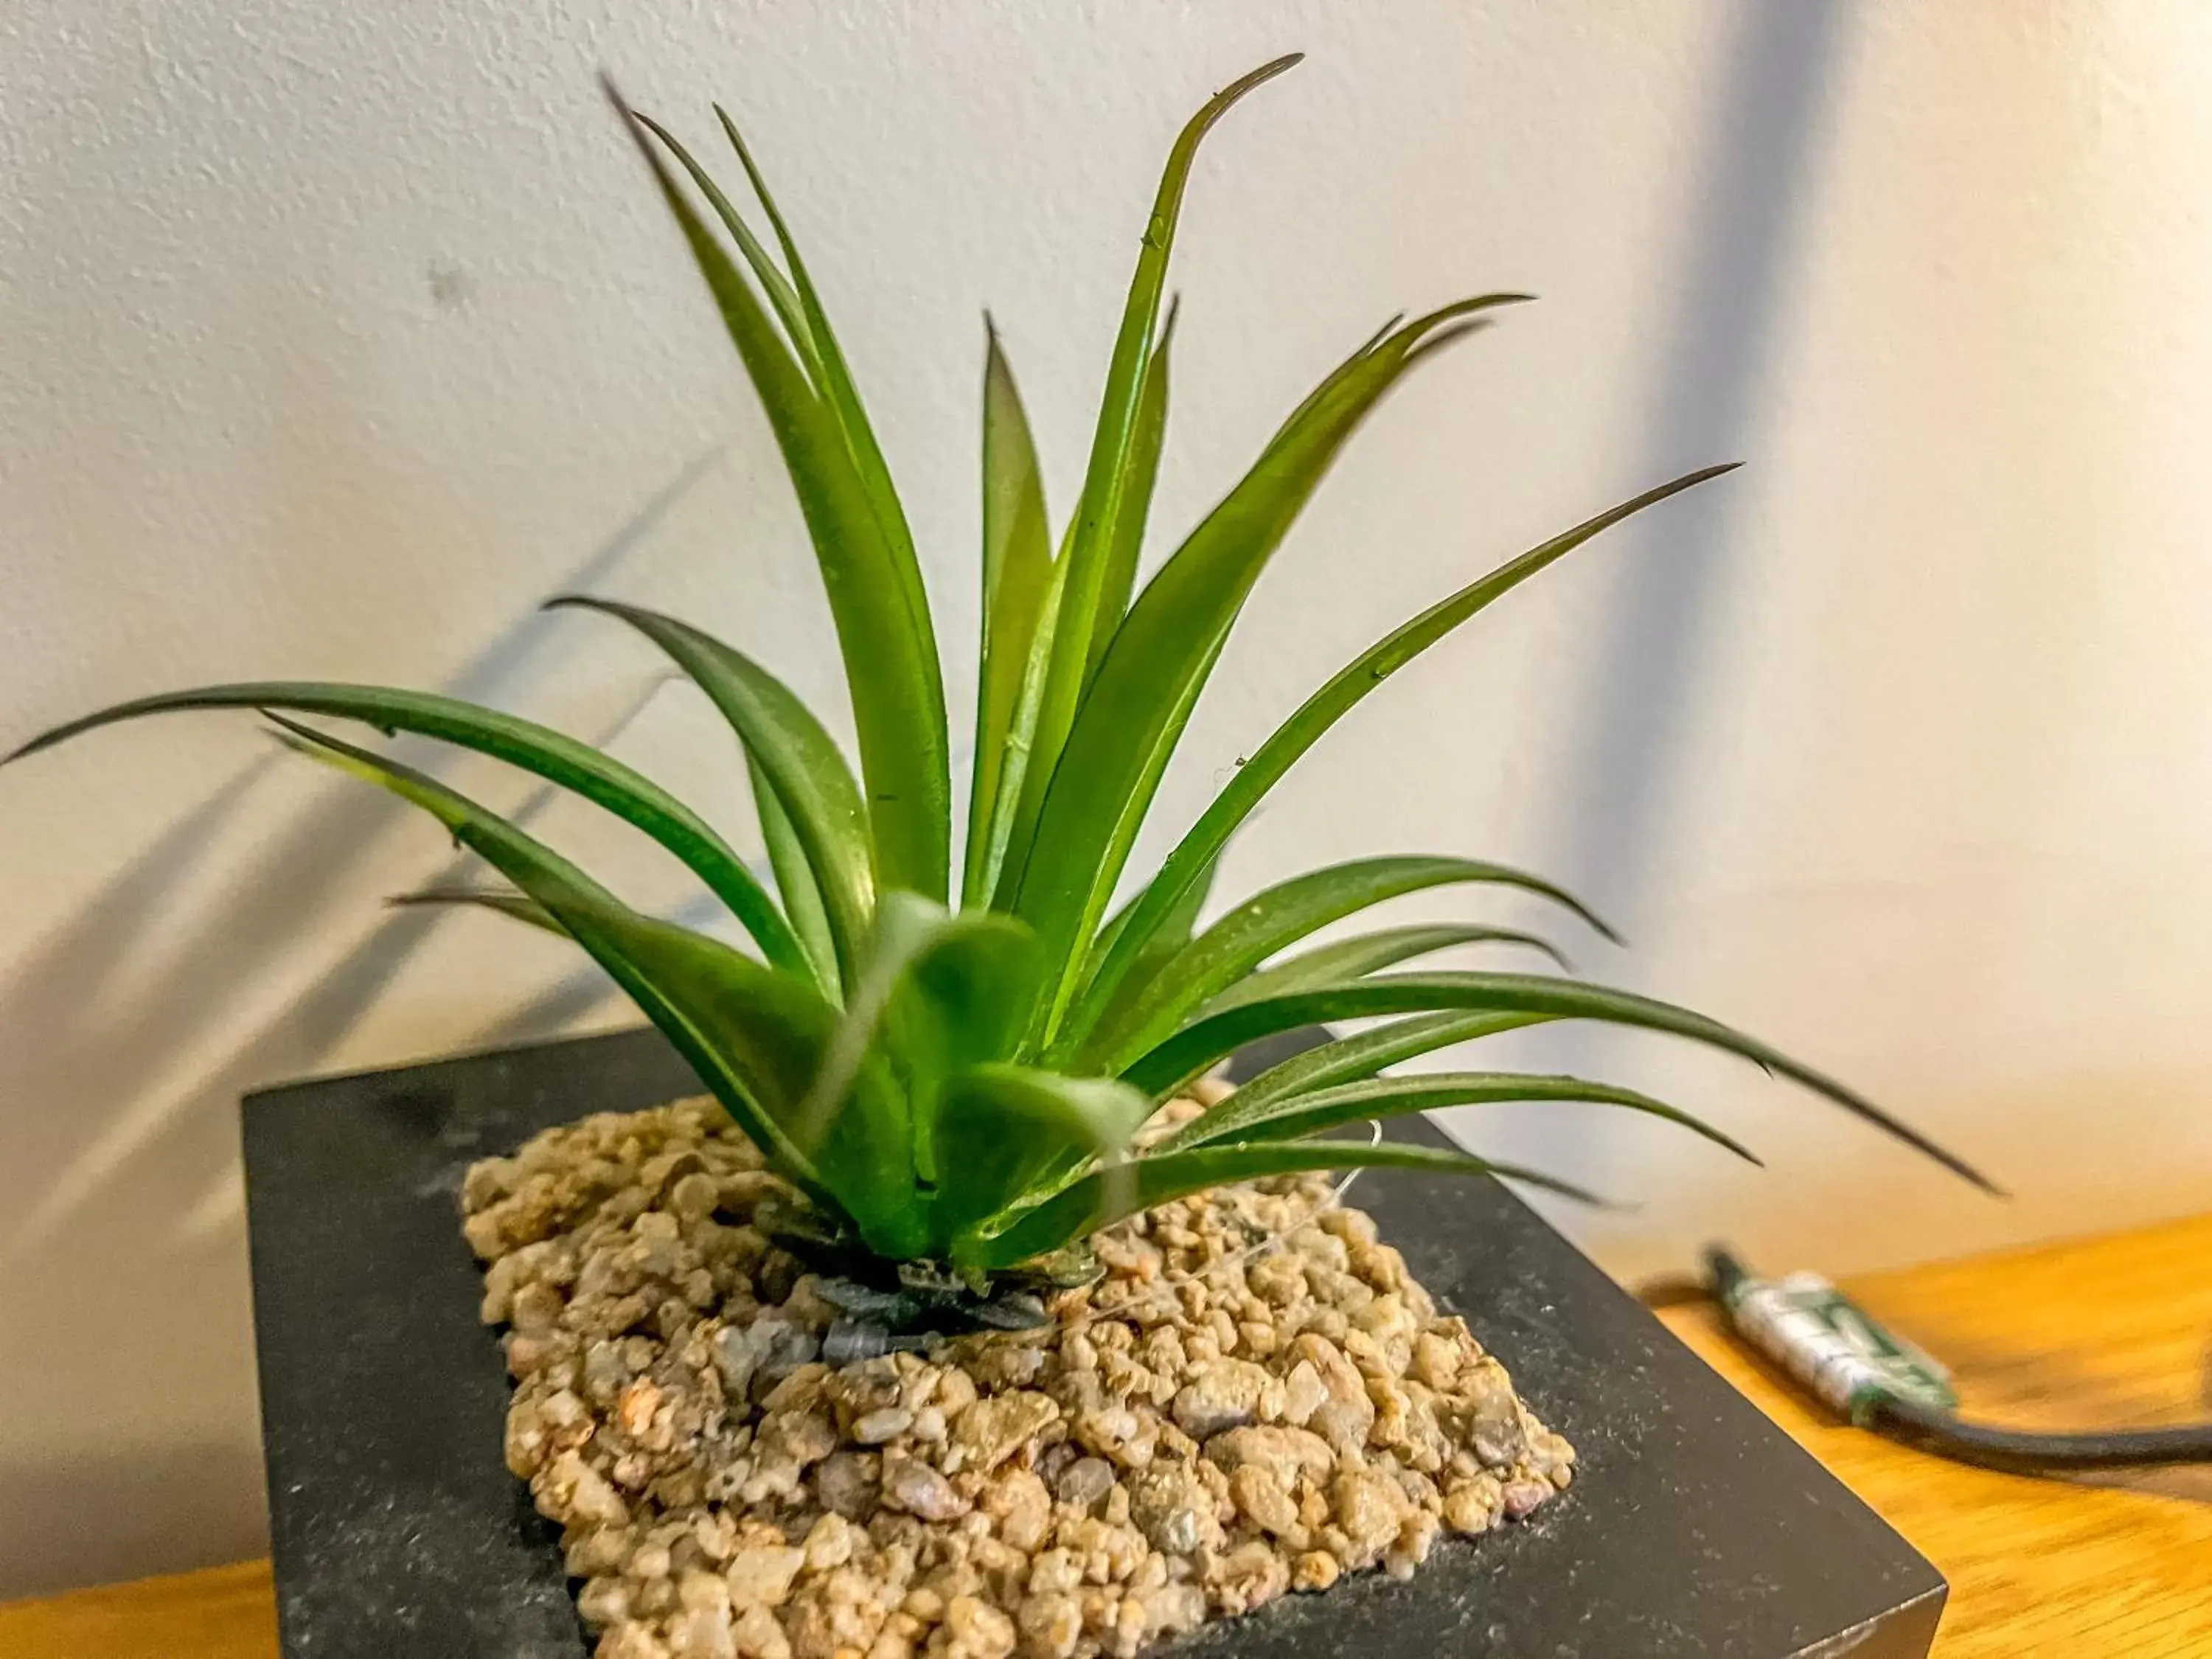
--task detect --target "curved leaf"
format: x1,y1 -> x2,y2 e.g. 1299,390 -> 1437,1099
1227,1011 -> 1553,1110
712,103 -> 939,695
260,717 -> 849,1208
551,597 -> 875,984
749,749 -> 840,998
1074,853 -> 1610,1070
1160,1069 -> 1759,1163
1068,852 -> 1221,1060
633,112 -> 811,360
1,680 -> 810,978
1003,56 -> 1303,890
973,1138 -> 1597,1267
1085,298 -> 1179,680
1202,923 -> 1569,1016
964,325 -> 1055,905
1005,297 -> 1528,1033
386,886 -> 565,936
799,893 -> 1043,1190
1119,970 -> 1999,1192
970,539 -> 1071,908
1073,465 -> 1737,1037
934,1065 -> 1150,1258
615,89 -> 949,899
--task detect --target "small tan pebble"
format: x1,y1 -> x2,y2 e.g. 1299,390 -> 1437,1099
942,1390 -> 1059,1474
978,1467 -> 1052,1553
538,1451 -> 630,1529
1133,1581 -> 1207,1643
731,1603 -> 793,1659
1227,1464 -> 1302,1540
1391,1509 -> 1441,1572
867,1610 -> 925,1659
1328,1469 -> 1405,1562
882,1452 -> 972,1521
902,1587 -> 946,1621
764,1368 -> 834,1416
1279,1360 -> 1328,1430
667,1604 -> 737,1658
814,1451 -> 881,1520
1071,1405 -> 1155,1470
1295,1344 -> 1377,1455
1501,1477 -> 1553,1520
462,1155 -> 521,1212
1026,1548 -> 1083,1596
577,1575 -> 632,1628
785,1566 -> 893,1659
681,1570 -> 734,1615
1450,1486 -> 1506,1546
964,1340 -> 1048,1390
1168,1357 -> 1275,1439
1206,1540 -> 1290,1618
932,1368 -> 979,1416
804,1512 -> 859,1572
1319,1207 -> 1377,1247
725,1543 -> 804,1608
1410,1331 -> 1463,1389
1016,1591 -> 1084,1659
1290,1550 -> 1339,1593
852,1406 -> 914,1445
568,1526 -> 633,1577
599,1621 -> 675,1659
934,1595 -> 1016,1659
1202,1425 -> 1335,1486
1125,1461 -> 1220,1556
761,1409 -> 839,1468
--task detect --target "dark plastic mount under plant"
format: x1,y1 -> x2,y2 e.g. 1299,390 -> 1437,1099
241,1026 -> 1945,1658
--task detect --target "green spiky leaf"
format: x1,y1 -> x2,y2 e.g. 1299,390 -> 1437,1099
616,86 -> 950,900
934,1066 -> 1150,1256
2,681 -> 809,978
387,885 -> 566,936
998,55 -> 1304,890
1004,298 -> 1528,1035
1225,1011 -> 1554,1110
552,597 -> 875,984
1200,923 -> 1569,1015
1075,465 -> 1735,1034
964,326 -> 1057,905
1071,853 -> 1610,1071
1121,970 -> 1998,1192
1158,1068 -> 1759,1163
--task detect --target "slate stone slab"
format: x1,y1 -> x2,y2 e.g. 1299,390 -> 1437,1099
243,1026 -> 1944,1658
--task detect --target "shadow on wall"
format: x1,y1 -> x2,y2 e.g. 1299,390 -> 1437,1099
0,448 -> 721,1596
1479,5 -> 1854,1167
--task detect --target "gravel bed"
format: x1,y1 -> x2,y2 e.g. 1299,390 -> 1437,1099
463,1087 -> 1573,1659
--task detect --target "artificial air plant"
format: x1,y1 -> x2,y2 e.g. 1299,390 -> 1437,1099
7,56 -> 1989,1329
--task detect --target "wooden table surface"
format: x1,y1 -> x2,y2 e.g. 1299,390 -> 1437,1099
1658,1209 -> 2212,1658
4,1214 -> 2207,1658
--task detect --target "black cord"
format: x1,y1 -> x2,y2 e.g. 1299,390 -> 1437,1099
1865,1393 -> 2212,1475
1705,1245 -> 2212,1473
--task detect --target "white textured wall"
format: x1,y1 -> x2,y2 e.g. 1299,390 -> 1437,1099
6,0 -> 2211,1596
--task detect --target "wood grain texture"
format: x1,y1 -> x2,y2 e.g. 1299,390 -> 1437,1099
0,1558 -> 277,1658
1660,1211 -> 2212,1658
3,1216 -> 2205,1658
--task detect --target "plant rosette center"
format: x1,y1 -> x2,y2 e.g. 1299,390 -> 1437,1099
467,1094 -> 1572,1659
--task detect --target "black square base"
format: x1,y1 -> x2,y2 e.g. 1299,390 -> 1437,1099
242,1027 -> 1944,1657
